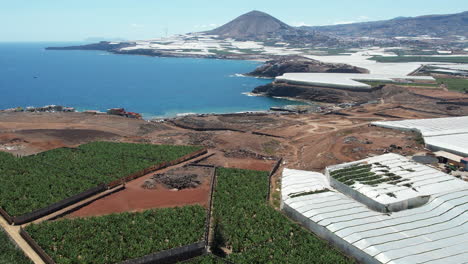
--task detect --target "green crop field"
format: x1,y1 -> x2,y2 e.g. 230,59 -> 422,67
0,142 -> 202,217
26,206 -> 206,264
385,49 -> 439,56
211,168 -> 354,263
185,255 -> 226,263
436,78 -> 468,92
0,228 -> 32,264
370,56 -> 468,63
359,80 -> 438,88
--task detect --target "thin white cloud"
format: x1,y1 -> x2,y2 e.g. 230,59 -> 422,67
292,15 -> 371,27
327,16 -> 371,26
291,21 -> 312,27
331,21 -> 356,25
194,24 -> 219,29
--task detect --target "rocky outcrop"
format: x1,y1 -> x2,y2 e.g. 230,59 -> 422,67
247,56 -> 369,78
253,83 -> 349,103
252,82 -> 437,105
252,82 -> 383,103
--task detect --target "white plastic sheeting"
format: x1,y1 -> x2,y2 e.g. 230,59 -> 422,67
372,116 -> 468,157
325,153 -> 460,210
275,73 -> 435,90
281,161 -> 468,264
281,169 -> 330,204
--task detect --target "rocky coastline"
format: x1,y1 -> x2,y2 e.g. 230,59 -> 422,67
245,56 -> 369,78
46,42 -> 272,61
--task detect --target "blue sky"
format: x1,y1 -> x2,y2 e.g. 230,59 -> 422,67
1,0 -> 467,42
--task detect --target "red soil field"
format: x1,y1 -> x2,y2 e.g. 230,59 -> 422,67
69,170 -> 213,218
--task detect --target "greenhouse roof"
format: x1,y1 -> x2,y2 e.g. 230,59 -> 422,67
372,116 -> 468,157
275,73 -> 435,90
282,159 -> 468,264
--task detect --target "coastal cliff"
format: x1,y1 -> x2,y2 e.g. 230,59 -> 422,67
253,82 -> 386,103
246,56 -> 369,78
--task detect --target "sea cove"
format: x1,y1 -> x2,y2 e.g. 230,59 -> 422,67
0,42 -> 303,118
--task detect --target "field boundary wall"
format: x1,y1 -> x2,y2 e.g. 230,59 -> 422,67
119,241 -> 207,264
107,148 -> 208,188
12,184 -> 106,225
20,228 -> 56,264
267,158 -> 283,201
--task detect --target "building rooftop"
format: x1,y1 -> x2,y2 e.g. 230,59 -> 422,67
281,156 -> 468,264
275,73 -> 435,90
372,116 -> 468,157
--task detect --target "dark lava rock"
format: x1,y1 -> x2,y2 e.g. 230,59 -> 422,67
344,136 -> 359,144
247,56 -> 368,78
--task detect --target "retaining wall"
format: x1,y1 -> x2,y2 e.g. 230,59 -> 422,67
119,241 -> 207,264
12,184 -> 107,225
267,158 -> 283,201
20,228 -> 56,264
0,207 -> 13,225
252,131 -> 284,138
4,148 -> 207,225
204,167 -> 217,244
107,148 -> 208,188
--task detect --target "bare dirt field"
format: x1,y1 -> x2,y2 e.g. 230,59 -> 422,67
68,165 -> 214,218
1,86 -> 467,215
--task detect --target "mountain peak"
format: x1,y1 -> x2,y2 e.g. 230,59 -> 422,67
206,10 -> 293,40
243,10 -> 273,16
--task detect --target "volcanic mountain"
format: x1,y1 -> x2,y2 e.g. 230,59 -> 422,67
205,10 -> 331,43
304,11 -> 468,38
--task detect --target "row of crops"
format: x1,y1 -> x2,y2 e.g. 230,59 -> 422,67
0,227 -> 32,264
184,255 -> 226,263
0,142 -> 202,217
25,206 -> 206,264
370,56 -> 468,63
212,168 -> 354,263
330,163 -> 407,187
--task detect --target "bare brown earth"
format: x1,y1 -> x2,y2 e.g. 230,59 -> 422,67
68,166 -> 214,218
1,87 -> 467,216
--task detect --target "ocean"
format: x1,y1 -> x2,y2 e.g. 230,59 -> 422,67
0,42 -> 304,118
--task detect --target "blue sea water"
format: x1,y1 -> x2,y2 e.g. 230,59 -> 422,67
0,42 -> 304,118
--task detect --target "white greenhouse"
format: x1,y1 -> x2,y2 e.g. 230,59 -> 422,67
281,154 -> 468,264
372,116 -> 468,157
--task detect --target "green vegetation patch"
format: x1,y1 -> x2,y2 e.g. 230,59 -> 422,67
0,228 -> 32,264
289,189 -> 331,198
184,255 -> 227,264
0,142 -> 202,216
370,56 -> 468,63
385,49 -> 439,56
26,206 -> 206,264
330,163 -> 408,189
436,78 -> 468,92
360,80 -> 438,88
212,168 -> 353,263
